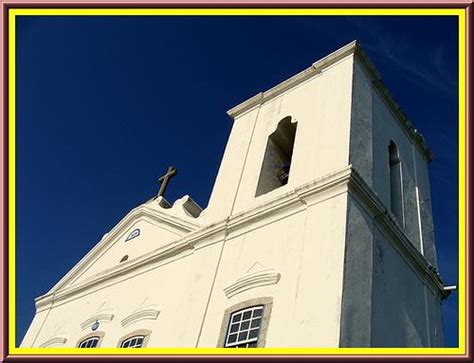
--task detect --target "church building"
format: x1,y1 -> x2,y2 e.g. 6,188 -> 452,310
21,41 -> 449,348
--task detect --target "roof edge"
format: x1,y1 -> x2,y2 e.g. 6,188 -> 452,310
226,40 -> 433,162
227,40 -> 360,118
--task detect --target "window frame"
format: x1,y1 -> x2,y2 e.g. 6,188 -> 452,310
217,297 -> 273,348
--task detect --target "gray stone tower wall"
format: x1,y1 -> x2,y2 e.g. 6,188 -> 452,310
340,49 -> 444,347
348,53 -> 438,262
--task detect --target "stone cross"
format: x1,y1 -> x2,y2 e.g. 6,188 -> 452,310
156,166 -> 177,199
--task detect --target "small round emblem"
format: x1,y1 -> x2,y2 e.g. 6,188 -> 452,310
91,320 -> 99,331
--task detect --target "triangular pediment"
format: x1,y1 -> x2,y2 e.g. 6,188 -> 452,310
46,197 -> 202,294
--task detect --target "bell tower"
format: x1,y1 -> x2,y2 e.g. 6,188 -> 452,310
205,43 -> 355,223
202,40 -> 446,347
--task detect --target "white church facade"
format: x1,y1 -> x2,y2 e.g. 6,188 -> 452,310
21,41 -> 448,348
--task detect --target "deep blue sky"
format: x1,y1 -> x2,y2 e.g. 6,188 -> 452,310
15,15 -> 459,347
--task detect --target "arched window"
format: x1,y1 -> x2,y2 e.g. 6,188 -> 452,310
77,331 -> 105,348
117,329 -> 151,348
388,141 -> 404,223
78,336 -> 100,348
256,116 -> 297,197
120,335 -> 145,348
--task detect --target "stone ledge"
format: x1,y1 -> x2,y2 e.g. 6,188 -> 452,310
35,165 -> 446,310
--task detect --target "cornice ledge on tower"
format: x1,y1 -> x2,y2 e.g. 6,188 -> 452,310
352,43 -> 433,162
34,167 -> 354,309
227,165 -> 353,232
227,92 -> 263,119
35,166 -> 446,309
347,167 -> 447,299
226,40 -> 433,162
371,79 -> 434,162
227,41 -> 361,119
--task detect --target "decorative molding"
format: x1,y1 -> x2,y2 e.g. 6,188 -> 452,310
227,41 -> 358,118
226,92 -> 263,119
371,79 -> 433,162
47,204 -> 199,294
223,265 -> 281,299
36,241 -> 194,310
39,336 -> 67,348
228,166 -> 352,234
121,308 -> 160,328
34,166 -> 354,310
80,313 -> 114,331
34,165 -> 446,309
347,168 -> 447,299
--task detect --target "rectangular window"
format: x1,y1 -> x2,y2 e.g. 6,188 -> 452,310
224,306 -> 263,348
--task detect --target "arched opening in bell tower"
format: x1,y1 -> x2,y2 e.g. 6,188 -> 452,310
255,116 -> 297,197
389,140 -> 404,223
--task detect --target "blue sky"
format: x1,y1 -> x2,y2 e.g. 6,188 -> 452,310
15,14 -> 459,347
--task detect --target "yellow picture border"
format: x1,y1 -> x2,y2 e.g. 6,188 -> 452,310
8,7 -> 466,356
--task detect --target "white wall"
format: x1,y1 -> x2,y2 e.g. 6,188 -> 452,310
200,192 -> 348,347
21,235 -> 224,348
73,218 -> 183,285
206,55 -> 354,222
22,190 -> 348,348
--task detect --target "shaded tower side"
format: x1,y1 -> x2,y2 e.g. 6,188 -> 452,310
339,44 -> 445,347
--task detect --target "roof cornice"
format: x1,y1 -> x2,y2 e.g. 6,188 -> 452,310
347,168 -> 447,300
46,204 -> 200,294
353,44 -> 434,162
227,41 -> 359,119
227,40 -> 433,162
34,165 -> 446,310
